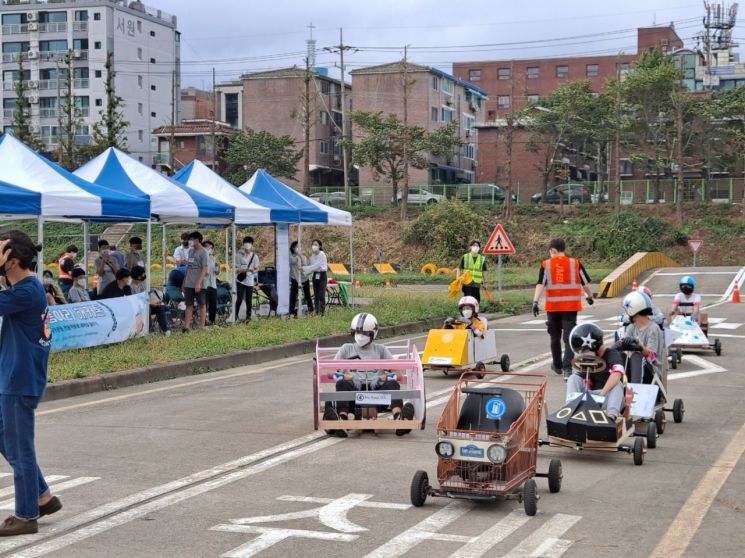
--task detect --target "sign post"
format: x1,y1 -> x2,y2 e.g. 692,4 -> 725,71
688,239 -> 703,267
482,224 -> 516,301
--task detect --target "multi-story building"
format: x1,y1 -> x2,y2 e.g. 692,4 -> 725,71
1,0 -> 179,165
152,118 -> 235,173
180,86 -> 211,121
350,61 -> 487,186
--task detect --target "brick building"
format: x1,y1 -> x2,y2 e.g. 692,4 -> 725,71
351,61 -> 487,187
180,86 -> 212,120
152,118 -> 235,173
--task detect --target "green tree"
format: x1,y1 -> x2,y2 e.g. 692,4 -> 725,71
223,128 -> 302,185
342,111 -> 462,214
11,56 -> 44,151
89,51 -> 129,155
57,51 -> 85,170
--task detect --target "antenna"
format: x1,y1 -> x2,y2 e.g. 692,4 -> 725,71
306,22 -> 316,68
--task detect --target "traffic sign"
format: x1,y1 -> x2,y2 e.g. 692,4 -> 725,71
483,224 -> 516,255
688,239 -> 703,253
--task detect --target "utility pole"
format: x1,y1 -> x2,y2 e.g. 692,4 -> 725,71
303,56 -> 311,196
505,60 -> 515,218
169,68 -> 176,175
55,60 -> 62,162
211,66 -> 216,171
401,45 -> 410,220
325,30 -> 354,205
614,61 -> 622,212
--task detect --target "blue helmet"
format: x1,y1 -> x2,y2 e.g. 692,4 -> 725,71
679,276 -> 696,288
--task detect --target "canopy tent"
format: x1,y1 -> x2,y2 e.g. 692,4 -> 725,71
0,180 -> 41,217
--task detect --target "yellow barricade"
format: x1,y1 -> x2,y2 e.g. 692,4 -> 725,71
374,263 -> 397,274
598,252 -> 679,298
328,263 -> 350,275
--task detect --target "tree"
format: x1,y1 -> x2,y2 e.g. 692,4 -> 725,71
343,111 -> 462,217
224,128 -> 302,185
90,51 -> 129,155
11,56 -> 43,151
57,50 -> 85,170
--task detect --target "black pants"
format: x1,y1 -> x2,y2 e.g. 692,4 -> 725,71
290,279 -> 299,317
260,285 -> 278,312
546,311 -> 577,370
236,283 -> 253,320
150,305 -> 170,332
206,287 -> 217,324
331,379 -> 403,414
302,280 -> 314,313
462,283 -> 481,302
312,272 -> 328,316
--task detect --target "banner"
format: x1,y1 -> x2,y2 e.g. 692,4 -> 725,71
49,293 -> 149,352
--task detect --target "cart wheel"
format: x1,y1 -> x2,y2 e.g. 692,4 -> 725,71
547,458 -> 563,493
669,351 -> 678,369
714,338 -> 722,356
474,361 -> 486,380
523,479 -> 538,516
633,437 -> 645,466
677,348 -> 683,362
410,470 -> 429,507
500,354 -> 511,372
646,421 -> 657,449
673,399 -> 685,423
655,409 -> 666,435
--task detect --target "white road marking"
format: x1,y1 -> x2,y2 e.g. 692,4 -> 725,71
0,476 -> 68,499
703,333 -> 745,339
212,525 -> 356,558
0,478 -> 99,511
502,513 -> 581,558
710,322 -> 742,330
668,355 -> 726,381
721,267 -> 745,301
654,271 -> 738,276
449,511 -> 531,558
277,495 -> 411,510
707,317 -> 726,324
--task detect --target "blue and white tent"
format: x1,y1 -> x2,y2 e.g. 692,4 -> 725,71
0,134 -> 150,221
75,148 -> 234,224
0,180 -> 41,217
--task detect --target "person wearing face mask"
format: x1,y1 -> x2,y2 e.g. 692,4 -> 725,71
95,239 -> 119,296
41,271 -> 65,306
56,245 -> 78,298
289,241 -> 304,318
444,296 -> 488,338
302,239 -> 328,316
235,236 -> 259,322
67,268 -> 90,303
202,240 -> 220,325
130,266 -> 170,335
323,313 -> 415,437
456,240 -> 487,303
172,233 -> 190,267
0,231 -> 62,536
670,276 -> 701,322
100,268 -> 133,299
125,237 -> 145,271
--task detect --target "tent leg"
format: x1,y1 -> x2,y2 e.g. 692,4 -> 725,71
162,224 -> 167,288
37,217 -> 44,280
146,220 -> 152,292
349,224 -> 354,307
231,224 -> 237,323
82,221 -> 89,278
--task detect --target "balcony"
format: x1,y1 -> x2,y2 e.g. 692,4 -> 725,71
153,153 -> 170,165
72,21 -> 88,32
3,109 -> 14,120
38,79 -> 58,90
78,107 -> 89,117
39,51 -> 67,62
74,134 -> 91,145
42,138 -> 58,148
1,23 -> 28,34
39,22 -> 67,33
2,80 -> 28,91
40,108 -> 57,118
73,78 -> 89,89
2,52 -> 26,63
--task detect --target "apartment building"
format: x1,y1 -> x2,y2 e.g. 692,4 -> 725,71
0,0 -> 179,165
350,61 -> 488,186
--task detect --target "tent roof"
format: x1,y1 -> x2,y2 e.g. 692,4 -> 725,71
75,148 -> 234,225
0,179 -> 41,217
0,135 -> 150,221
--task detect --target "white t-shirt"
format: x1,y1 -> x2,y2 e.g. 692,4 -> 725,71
237,250 -> 259,287
673,292 -> 701,316
173,245 -> 190,265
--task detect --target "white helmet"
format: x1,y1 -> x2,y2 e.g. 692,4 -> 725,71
350,313 -> 379,340
458,295 -> 479,314
622,291 -> 653,318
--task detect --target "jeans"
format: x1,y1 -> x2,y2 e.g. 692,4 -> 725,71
546,311 -> 578,371
0,395 -> 49,520
312,272 -> 328,316
236,283 -> 253,320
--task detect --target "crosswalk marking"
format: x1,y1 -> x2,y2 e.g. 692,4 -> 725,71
449,511 -> 531,558
0,476 -> 100,511
710,322 -> 742,330
502,514 -> 581,558
0,475 -> 68,499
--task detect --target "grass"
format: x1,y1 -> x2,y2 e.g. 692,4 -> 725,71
47,288 -> 532,382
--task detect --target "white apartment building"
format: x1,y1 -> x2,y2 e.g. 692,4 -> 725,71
1,0 -> 179,165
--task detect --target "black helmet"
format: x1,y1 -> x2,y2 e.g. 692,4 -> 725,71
569,322 -> 604,355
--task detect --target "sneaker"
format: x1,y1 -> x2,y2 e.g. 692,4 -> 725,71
322,407 -> 347,438
396,402 -> 416,437
551,364 -> 563,375
39,496 -> 62,518
0,516 -> 38,536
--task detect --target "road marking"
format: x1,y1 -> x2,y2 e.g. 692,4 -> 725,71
502,513 -> 581,557
654,271 -> 739,276
650,419 -> 745,558
668,355 -> 726,381
276,495 -> 410,510
0,477 -> 99,511
710,322 -> 742,330
449,511 -> 531,558
0,476 -> 68,498
212,525 -> 356,558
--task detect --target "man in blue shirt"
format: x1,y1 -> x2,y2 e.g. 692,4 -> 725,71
0,232 -> 61,536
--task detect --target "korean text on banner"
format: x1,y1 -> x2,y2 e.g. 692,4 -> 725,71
49,293 -> 149,352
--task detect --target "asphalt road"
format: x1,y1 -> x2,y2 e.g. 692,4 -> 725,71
1,266 -> 743,558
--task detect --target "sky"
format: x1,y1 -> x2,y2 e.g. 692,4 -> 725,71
146,0 -> 734,88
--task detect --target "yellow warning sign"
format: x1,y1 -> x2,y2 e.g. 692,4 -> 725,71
483,224 -> 516,255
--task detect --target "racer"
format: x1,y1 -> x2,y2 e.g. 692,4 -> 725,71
443,295 -> 488,337
618,291 -> 665,386
670,276 -> 701,321
565,322 -> 626,421
323,313 -> 415,437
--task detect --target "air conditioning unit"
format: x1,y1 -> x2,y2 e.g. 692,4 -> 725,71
26,12 -> 37,22
29,95 -> 39,104
28,80 -> 39,89
465,130 -> 471,138
445,98 -> 453,106
73,49 -> 82,58
27,22 -> 38,31
27,50 -> 39,60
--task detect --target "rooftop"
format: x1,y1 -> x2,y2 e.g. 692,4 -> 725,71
237,66 -> 350,87
152,119 -> 236,137
0,0 -> 177,27
352,60 -> 488,97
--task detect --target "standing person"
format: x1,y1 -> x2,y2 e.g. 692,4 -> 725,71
173,233 -> 190,267
235,236 -> 259,322
456,240 -> 487,303
532,238 -> 594,379
100,268 -> 133,299
182,231 -> 209,331
57,245 -> 78,299
203,240 -> 219,325
300,248 -> 314,315
125,237 -> 145,271
67,268 -> 90,303
0,232 -> 61,536
303,239 -> 328,316
109,244 -> 125,270
94,240 -> 118,296
289,241 -> 304,318
130,266 -> 170,335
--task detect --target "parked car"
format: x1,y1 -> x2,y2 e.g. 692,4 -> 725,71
395,188 -> 444,205
310,191 -> 371,207
455,183 -> 518,204
530,183 -> 598,205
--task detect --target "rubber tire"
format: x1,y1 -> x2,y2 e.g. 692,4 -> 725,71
523,479 -> 538,516
633,437 -> 645,466
670,351 -> 678,369
655,409 -> 666,435
646,421 -> 657,449
427,199 -> 437,204
547,458 -> 563,493
410,470 -> 429,507
673,399 -> 685,423
677,348 -> 683,362
500,354 -> 511,372
474,362 -> 486,379
714,338 -> 722,356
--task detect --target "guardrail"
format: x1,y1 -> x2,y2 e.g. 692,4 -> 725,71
597,251 -> 680,299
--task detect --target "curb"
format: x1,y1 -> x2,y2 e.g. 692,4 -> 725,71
42,313 -> 508,403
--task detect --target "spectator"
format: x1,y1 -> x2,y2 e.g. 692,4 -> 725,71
130,266 -> 170,336
182,231 -> 208,331
289,241 -> 303,318
67,268 -> 90,303
173,233 -> 190,267
125,237 -> 145,271
235,236 -> 259,322
303,239 -> 328,316
41,271 -> 65,306
203,240 -> 220,325
94,240 -> 118,295
100,268 -> 132,299
167,265 -> 187,289
57,245 -> 78,298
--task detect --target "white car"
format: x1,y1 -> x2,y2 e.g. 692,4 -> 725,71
396,188 -> 444,205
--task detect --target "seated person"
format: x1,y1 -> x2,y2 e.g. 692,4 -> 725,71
565,322 -> 626,421
130,266 -> 171,336
670,275 -> 701,321
167,265 -> 187,289
67,268 -> 91,303
323,313 -> 415,437
444,295 -> 488,337
100,268 -> 133,299
42,270 -> 66,305
619,291 -> 665,386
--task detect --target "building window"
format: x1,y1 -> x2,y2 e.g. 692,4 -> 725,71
620,159 -> 633,176
137,48 -> 143,61
441,79 -> 454,95
586,64 -> 599,77
527,94 -> 539,104
138,76 -> 143,88
463,114 -> 474,130
95,98 -> 102,107
150,111 -> 156,118
441,107 -> 453,123
150,84 -> 156,91
94,41 -> 101,50
498,67 -> 511,80
497,96 -> 510,109
150,30 -> 155,37
556,65 -> 569,78
74,10 -> 88,22
527,67 -> 539,79
321,81 -> 330,94
617,62 -> 630,72
137,103 -> 143,115
432,76 -> 438,91
150,57 -> 156,64
137,21 -> 142,33
463,143 -> 475,159
177,140 -> 185,149
95,70 -> 102,78
431,107 -> 438,122
225,93 -> 239,128
138,130 -> 143,142
93,13 -> 101,21
320,141 -> 329,155
320,111 -> 328,125
468,69 -> 481,82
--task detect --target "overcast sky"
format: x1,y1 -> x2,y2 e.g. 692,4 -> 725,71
149,0 -> 725,88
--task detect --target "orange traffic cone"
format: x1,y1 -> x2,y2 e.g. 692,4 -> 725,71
632,278 -> 638,291
385,279 -> 392,289
733,282 -> 741,304
354,279 -> 361,289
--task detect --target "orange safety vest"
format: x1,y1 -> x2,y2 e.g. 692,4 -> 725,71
58,255 -> 73,281
543,256 -> 582,313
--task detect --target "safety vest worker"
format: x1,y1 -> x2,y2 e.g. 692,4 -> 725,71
57,244 -> 78,297
543,256 -> 583,312
457,240 -> 487,303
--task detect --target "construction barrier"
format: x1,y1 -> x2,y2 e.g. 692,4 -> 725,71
328,263 -> 350,276
598,252 -> 679,299
374,263 -> 397,274
436,267 -> 452,275
420,263 -> 437,275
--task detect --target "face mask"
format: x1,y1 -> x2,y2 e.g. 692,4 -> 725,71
312,245 -> 320,253
43,277 -> 53,286
471,246 -> 479,255
132,245 -> 142,252
77,278 -> 87,287
188,240 -> 195,249
70,252 -> 78,259
243,243 -> 252,251
102,249 -> 110,256
462,309 -> 473,319
680,285 -> 693,295
354,333 -> 371,347
206,248 -> 213,255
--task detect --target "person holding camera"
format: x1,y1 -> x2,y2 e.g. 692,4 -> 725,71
235,236 -> 259,322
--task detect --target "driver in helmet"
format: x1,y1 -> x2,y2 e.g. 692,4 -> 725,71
670,276 -> 700,321
323,313 -> 415,437
444,296 -> 488,337
618,291 -> 665,384
565,322 -> 626,421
